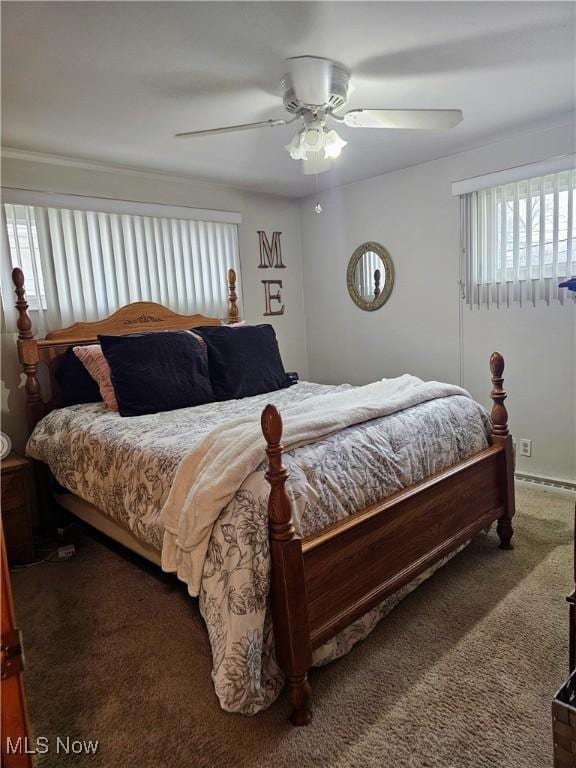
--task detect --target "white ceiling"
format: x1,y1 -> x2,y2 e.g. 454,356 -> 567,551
2,2 -> 575,198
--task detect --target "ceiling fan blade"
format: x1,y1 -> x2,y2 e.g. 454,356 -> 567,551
342,109 -> 463,130
174,118 -> 289,139
287,56 -> 333,106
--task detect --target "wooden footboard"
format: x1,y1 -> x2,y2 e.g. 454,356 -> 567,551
261,353 -> 515,726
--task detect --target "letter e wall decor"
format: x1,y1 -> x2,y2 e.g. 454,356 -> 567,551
262,280 -> 285,316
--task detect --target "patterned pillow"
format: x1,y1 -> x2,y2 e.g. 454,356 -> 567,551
73,344 -> 119,412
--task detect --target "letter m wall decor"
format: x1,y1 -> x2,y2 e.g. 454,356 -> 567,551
258,231 -> 285,269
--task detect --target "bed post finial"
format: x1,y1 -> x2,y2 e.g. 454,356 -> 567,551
227,268 -> 239,324
12,267 -> 34,340
489,352 -> 508,439
12,268 -> 44,432
261,404 -> 313,726
489,352 -> 515,549
374,269 -> 381,299
261,405 -> 291,532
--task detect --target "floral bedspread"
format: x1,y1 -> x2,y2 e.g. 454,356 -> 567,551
27,381 -> 491,714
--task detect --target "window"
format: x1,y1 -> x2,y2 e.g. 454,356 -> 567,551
1,193 -> 241,334
3,204 -> 46,309
460,168 -> 575,306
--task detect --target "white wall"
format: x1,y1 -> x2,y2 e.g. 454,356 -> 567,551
3,124 -> 575,483
1,154 -> 308,450
300,122 -> 576,483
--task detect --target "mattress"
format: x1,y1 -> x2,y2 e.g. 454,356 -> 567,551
28,380 -> 491,715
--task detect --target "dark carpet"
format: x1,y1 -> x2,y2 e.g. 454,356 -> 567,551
10,486 -> 573,768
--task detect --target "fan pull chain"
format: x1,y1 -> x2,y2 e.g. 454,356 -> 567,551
314,174 -> 322,214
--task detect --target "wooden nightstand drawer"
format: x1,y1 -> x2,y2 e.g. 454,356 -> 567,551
2,473 -> 26,511
1,452 -> 34,565
2,504 -> 34,564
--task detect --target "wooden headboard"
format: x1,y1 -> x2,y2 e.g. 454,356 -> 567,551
11,266 -> 240,434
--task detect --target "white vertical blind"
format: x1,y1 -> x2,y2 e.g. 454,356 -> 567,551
461,169 -> 575,307
1,201 -> 241,333
357,250 -> 381,298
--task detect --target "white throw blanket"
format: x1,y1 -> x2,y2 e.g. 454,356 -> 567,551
160,375 -> 471,595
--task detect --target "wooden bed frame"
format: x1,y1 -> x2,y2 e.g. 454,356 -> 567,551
11,266 -> 515,727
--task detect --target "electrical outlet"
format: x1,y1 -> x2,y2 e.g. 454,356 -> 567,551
57,544 -> 76,560
519,439 -> 532,457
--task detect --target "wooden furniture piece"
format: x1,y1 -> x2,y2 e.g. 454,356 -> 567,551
261,352 -> 515,725
1,453 -> 34,565
568,588 -> 576,673
553,670 -> 576,767
11,266 -> 239,529
11,266 -> 239,429
569,499 -> 576,673
11,266 -> 515,727
1,521 -> 33,768
373,269 -> 381,299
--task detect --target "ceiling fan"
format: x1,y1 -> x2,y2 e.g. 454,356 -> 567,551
174,56 -> 463,175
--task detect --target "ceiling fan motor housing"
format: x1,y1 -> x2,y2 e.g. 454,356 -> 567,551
281,60 -> 349,115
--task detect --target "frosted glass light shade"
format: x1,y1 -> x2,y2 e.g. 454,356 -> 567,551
285,123 -> 347,171
323,129 -> 347,159
302,127 -> 324,152
285,132 -> 307,160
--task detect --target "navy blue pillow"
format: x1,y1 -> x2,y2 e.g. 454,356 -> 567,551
193,324 -> 288,400
98,331 -> 214,417
56,347 -> 103,406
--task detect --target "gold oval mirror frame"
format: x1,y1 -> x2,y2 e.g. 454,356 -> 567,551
346,242 -> 395,311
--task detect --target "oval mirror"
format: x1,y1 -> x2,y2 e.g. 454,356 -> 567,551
347,242 -> 394,311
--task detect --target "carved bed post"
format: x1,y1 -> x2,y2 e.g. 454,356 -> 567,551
227,268 -> 239,324
374,268 -> 381,298
261,404 -> 314,726
12,268 -> 45,432
489,352 -> 516,550
12,268 -> 59,532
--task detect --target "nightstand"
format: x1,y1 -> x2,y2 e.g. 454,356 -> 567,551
1,453 -> 34,565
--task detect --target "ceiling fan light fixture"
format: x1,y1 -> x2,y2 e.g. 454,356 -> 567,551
302,125 -> 324,152
323,128 -> 347,159
302,150 -> 332,176
286,122 -> 346,169
285,132 -> 307,160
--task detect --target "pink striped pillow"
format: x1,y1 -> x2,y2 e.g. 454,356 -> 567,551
187,330 -> 208,365
73,345 -> 118,412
